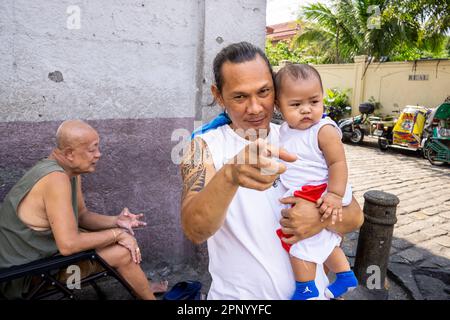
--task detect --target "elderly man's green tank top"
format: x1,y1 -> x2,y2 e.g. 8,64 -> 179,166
0,159 -> 78,299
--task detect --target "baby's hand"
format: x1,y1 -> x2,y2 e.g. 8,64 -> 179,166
316,192 -> 343,225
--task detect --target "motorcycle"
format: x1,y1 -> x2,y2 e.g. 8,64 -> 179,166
338,103 -> 375,144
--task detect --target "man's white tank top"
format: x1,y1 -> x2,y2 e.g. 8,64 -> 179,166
200,123 -> 329,299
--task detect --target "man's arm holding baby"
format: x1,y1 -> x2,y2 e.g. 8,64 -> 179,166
279,196 -> 363,244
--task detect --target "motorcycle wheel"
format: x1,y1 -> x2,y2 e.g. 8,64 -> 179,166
350,128 -> 364,144
378,138 -> 389,151
341,134 -> 349,142
425,148 -> 445,166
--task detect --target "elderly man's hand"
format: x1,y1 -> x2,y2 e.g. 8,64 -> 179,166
117,232 -> 142,264
278,196 -> 326,244
116,207 -> 147,235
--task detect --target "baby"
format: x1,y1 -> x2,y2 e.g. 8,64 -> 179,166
274,63 -> 358,300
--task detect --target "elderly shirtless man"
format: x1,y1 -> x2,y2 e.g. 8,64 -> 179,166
0,120 -> 167,299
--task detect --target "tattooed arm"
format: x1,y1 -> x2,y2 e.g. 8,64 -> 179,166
180,137 -> 240,244
180,137 -> 295,244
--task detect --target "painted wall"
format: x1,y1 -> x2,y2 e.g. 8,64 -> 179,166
363,60 -> 450,113
0,0 -> 267,276
275,58 -> 450,116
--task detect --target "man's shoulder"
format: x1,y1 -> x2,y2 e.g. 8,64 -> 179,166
41,170 -> 69,180
270,122 -> 281,131
197,124 -> 226,139
196,125 -> 227,151
38,171 -> 71,191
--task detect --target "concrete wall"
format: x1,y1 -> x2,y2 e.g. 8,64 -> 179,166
0,0 -> 267,274
200,0 -> 267,122
275,57 -> 450,116
362,59 -> 450,114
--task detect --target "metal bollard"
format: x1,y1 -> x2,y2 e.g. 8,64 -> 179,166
354,190 -> 399,300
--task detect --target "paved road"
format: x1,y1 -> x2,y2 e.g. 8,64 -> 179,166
343,137 -> 450,300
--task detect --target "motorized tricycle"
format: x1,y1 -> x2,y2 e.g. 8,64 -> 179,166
377,105 -> 431,153
423,102 -> 450,165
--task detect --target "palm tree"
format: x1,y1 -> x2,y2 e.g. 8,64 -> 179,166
403,0 -> 450,56
293,0 -> 448,63
293,1 -> 360,63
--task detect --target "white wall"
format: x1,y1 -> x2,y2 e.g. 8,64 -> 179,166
0,0 -> 267,122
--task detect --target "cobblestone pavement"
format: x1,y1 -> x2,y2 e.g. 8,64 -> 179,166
342,137 -> 450,300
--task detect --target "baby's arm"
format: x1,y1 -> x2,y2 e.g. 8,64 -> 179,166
317,124 -> 348,224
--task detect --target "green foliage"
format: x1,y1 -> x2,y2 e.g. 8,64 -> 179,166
265,39 -> 330,65
446,37 -> 450,57
323,88 -> 352,121
292,0 -> 450,63
265,40 -> 301,66
324,88 -> 351,109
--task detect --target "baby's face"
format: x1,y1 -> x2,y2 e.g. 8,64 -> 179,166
276,76 -> 324,130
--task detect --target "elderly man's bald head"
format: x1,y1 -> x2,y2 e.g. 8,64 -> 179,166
56,120 -> 98,150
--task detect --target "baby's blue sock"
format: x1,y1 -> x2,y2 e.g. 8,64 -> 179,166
325,270 -> 358,299
291,280 -> 319,300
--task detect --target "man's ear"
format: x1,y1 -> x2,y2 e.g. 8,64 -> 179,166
211,85 -> 225,109
63,147 -> 74,161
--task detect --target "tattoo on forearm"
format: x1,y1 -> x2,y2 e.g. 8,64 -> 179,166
181,138 -> 210,198
182,164 -> 206,197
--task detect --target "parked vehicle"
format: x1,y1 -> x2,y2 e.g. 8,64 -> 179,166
423,103 -> 450,165
338,103 -> 375,144
337,102 -> 392,144
377,105 -> 431,152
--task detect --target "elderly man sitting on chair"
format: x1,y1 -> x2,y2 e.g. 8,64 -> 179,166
0,120 -> 167,299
